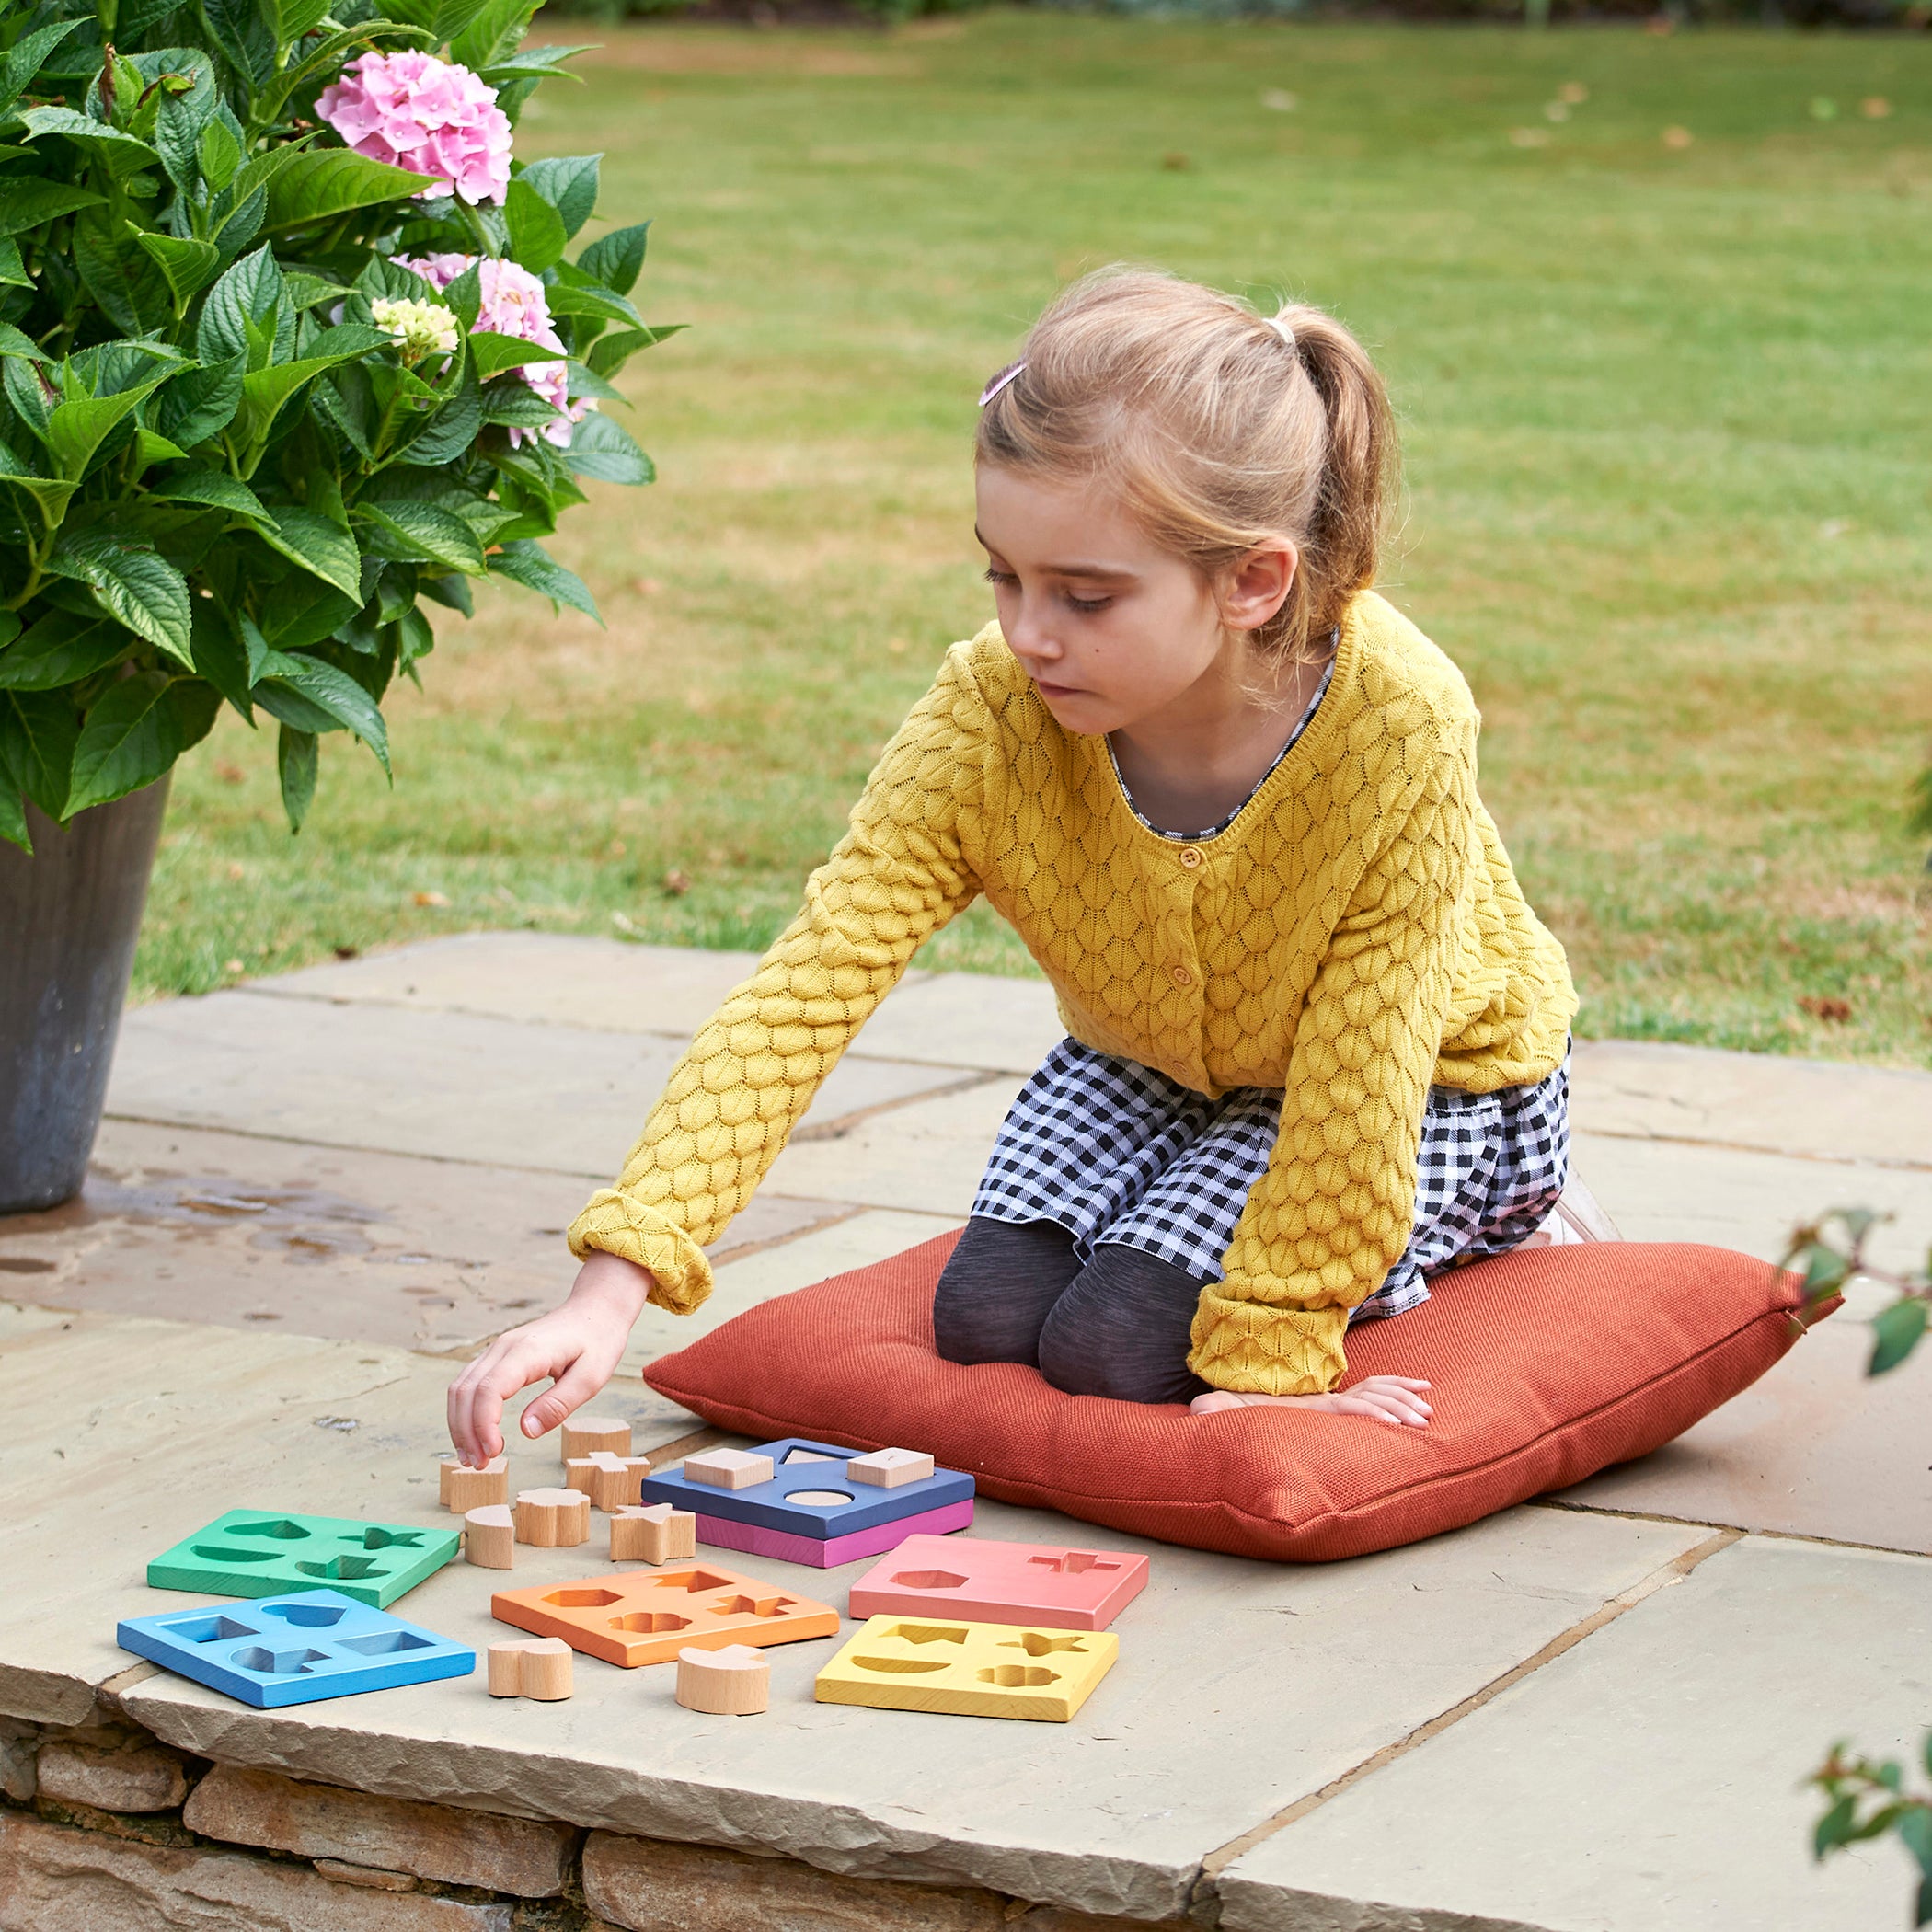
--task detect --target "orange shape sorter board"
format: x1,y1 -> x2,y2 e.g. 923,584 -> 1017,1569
816,1616 -> 1119,1722
490,1563 -> 840,1668
847,1535 -> 1148,1631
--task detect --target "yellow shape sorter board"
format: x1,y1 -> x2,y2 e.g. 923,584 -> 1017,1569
814,1616 -> 1118,1722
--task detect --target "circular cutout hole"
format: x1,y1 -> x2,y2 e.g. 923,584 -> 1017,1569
787,1490 -> 854,1508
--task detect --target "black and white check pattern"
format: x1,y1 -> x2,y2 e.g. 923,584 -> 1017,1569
972,1040 -> 1570,1323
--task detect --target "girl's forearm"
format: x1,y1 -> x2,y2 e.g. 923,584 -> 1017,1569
567,1249 -> 656,1324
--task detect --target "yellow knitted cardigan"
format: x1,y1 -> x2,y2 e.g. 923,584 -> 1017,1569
569,590 -> 1577,1396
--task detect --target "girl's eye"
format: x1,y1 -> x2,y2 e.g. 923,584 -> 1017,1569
982,567 -> 1017,588
1066,594 -> 1111,615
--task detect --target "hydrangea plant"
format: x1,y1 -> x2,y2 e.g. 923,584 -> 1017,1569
0,0 -> 677,848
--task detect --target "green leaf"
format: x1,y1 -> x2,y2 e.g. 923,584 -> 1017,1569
200,0 -> 276,87
73,208 -> 174,337
0,324 -> 47,363
284,270 -> 353,313
466,330 -> 565,383
65,670 -> 178,814
255,648 -> 390,772
261,574 -> 361,650
0,612 -> 131,690
0,181 -> 105,242
190,600 -> 251,715
0,239 -> 27,288
476,44 -> 592,90
0,463 -> 78,531
518,154 -> 599,240
264,149 -> 437,232
0,777 -> 27,852
563,410 -> 653,486
1815,1793 -> 1857,1860
480,381 -> 563,430
198,116 -> 242,191
0,611 -> 17,650
543,277 -> 642,329
1905,1808 -> 1932,1876
155,351 -> 245,447
561,359 -> 626,404
148,468 -> 269,520
489,537 -> 599,620
45,529 -> 193,664
263,0 -> 332,43
504,177 -> 567,274
197,245 -> 288,368
584,323 -> 684,381
393,367 -> 480,466
1869,1298 -> 1928,1376
0,688 -> 77,818
258,506 -> 362,599
451,0 -> 542,71
234,329 -> 391,457
129,225 -> 222,305
152,51 -> 219,194
277,722 -> 317,831
45,373 -> 173,482
133,430 -> 190,470
17,106 -> 160,161
575,218 -> 649,295
354,499 -> 488,574
0,19 -> 89,120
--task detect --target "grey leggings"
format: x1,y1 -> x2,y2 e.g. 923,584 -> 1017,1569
931,1217 -> 1212,1406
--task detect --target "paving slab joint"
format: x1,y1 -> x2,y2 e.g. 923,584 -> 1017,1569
1184,1526 -> 1744,1922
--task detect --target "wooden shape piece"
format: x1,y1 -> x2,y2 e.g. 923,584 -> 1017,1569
815,1616 -> 1119,1722
513,1488 -> 592,1548
610,1503 -> 697,1565
487,1638 -> 573,1700
559,1416 -> 631,1462
464,1504 -> 516,1570
676,1644 -> 769,1716
696,1498 -> 972,1569
439,1455 -> 509,1512
490,1562 -> 840,1668
568,1451 -> 650,1512
845,1449 -> 935,1490
680,1449 -> 775,1492
846,1533 -> 1149,1630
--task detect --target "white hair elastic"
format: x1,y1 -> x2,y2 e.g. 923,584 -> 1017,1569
978,360 -> 1026,408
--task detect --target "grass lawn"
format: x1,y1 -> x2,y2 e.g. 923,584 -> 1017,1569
141,13 -> 1932,1066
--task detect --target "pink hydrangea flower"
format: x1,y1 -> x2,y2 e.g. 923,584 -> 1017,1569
317,52 -> 512,207
397,252 -> 592,448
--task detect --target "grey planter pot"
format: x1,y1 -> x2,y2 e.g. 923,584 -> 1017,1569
1,777 -> 169,1213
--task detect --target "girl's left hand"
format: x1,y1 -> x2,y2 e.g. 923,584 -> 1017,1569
1189,1375 -> 1432,1427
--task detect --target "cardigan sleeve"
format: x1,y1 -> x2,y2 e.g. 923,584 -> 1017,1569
566,651 -> 989,1313
1186,723 -> 1478,1396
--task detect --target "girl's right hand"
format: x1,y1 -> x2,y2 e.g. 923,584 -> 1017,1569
1189,1375 -> 1432,1427
446,1250 -> 655,1466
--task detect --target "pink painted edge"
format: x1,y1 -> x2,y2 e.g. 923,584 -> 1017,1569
694,1500 -> 974,1569
845,1535 -> 1151,1630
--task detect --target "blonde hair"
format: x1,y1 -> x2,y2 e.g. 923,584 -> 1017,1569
975,267 -> 1397,666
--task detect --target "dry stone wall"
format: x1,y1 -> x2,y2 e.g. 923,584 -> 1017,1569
0,1706 -> 1178,1932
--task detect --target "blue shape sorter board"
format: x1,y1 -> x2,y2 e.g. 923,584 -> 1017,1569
637,1437 -> 974,1540
117,1590 -> 474,1708
146,1510 -> 460,1608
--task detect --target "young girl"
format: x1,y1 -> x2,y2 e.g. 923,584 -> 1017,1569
446,267 -> 1603,1466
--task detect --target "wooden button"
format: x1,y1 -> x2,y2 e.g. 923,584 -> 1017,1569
1170,963 -> 1193,988
1179,847 -> 1202,868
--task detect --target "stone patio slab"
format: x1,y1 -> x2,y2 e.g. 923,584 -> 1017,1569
107,992 -> 977,1178
1214,1535 -> 1932,1932
252,932 -> 1073,1075
765,1075 -> 1026,1216
1571,1128 -> 1931,1275
1570,1037 -> 1932,1172
117,1505 -> 1706,1922
0,1120 -> 844,1355
1548,1311 -> 1932,1554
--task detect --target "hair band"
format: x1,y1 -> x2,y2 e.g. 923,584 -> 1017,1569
979,360 -> 1026,408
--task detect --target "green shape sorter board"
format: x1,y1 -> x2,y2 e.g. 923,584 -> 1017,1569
147,1510 -> 459,1609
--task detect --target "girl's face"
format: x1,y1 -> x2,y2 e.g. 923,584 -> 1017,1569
973,465 -> 1293,739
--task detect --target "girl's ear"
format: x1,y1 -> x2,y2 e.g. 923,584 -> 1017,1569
1222,541 -> 1298,634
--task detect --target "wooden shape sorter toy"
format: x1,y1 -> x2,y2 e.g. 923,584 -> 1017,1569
638,1439 -> 973,1549
513,1489 -> 591,1547
146,1512 -> 460,1609
490,1562 -> 841,1668
847,1535 -> 1149,1631
675,1644 -> 768,1716
560,1416 -> 631,1461
117,1590 -> 474,1708
609,1503 -> 696,1565
816,1616 -> 1119,1722
694,1500 -> 975,1570
438,1456 -> 508,1512
566,1452 -> 652,1512
488,1639 -> 572,1701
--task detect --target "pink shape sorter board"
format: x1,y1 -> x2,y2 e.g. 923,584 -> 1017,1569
845,1534 -> 1149,1631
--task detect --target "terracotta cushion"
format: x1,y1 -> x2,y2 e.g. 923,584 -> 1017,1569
642,1234 -> 1818,1562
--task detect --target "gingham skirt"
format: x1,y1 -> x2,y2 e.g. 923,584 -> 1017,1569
972,1039 -> 1570,1322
